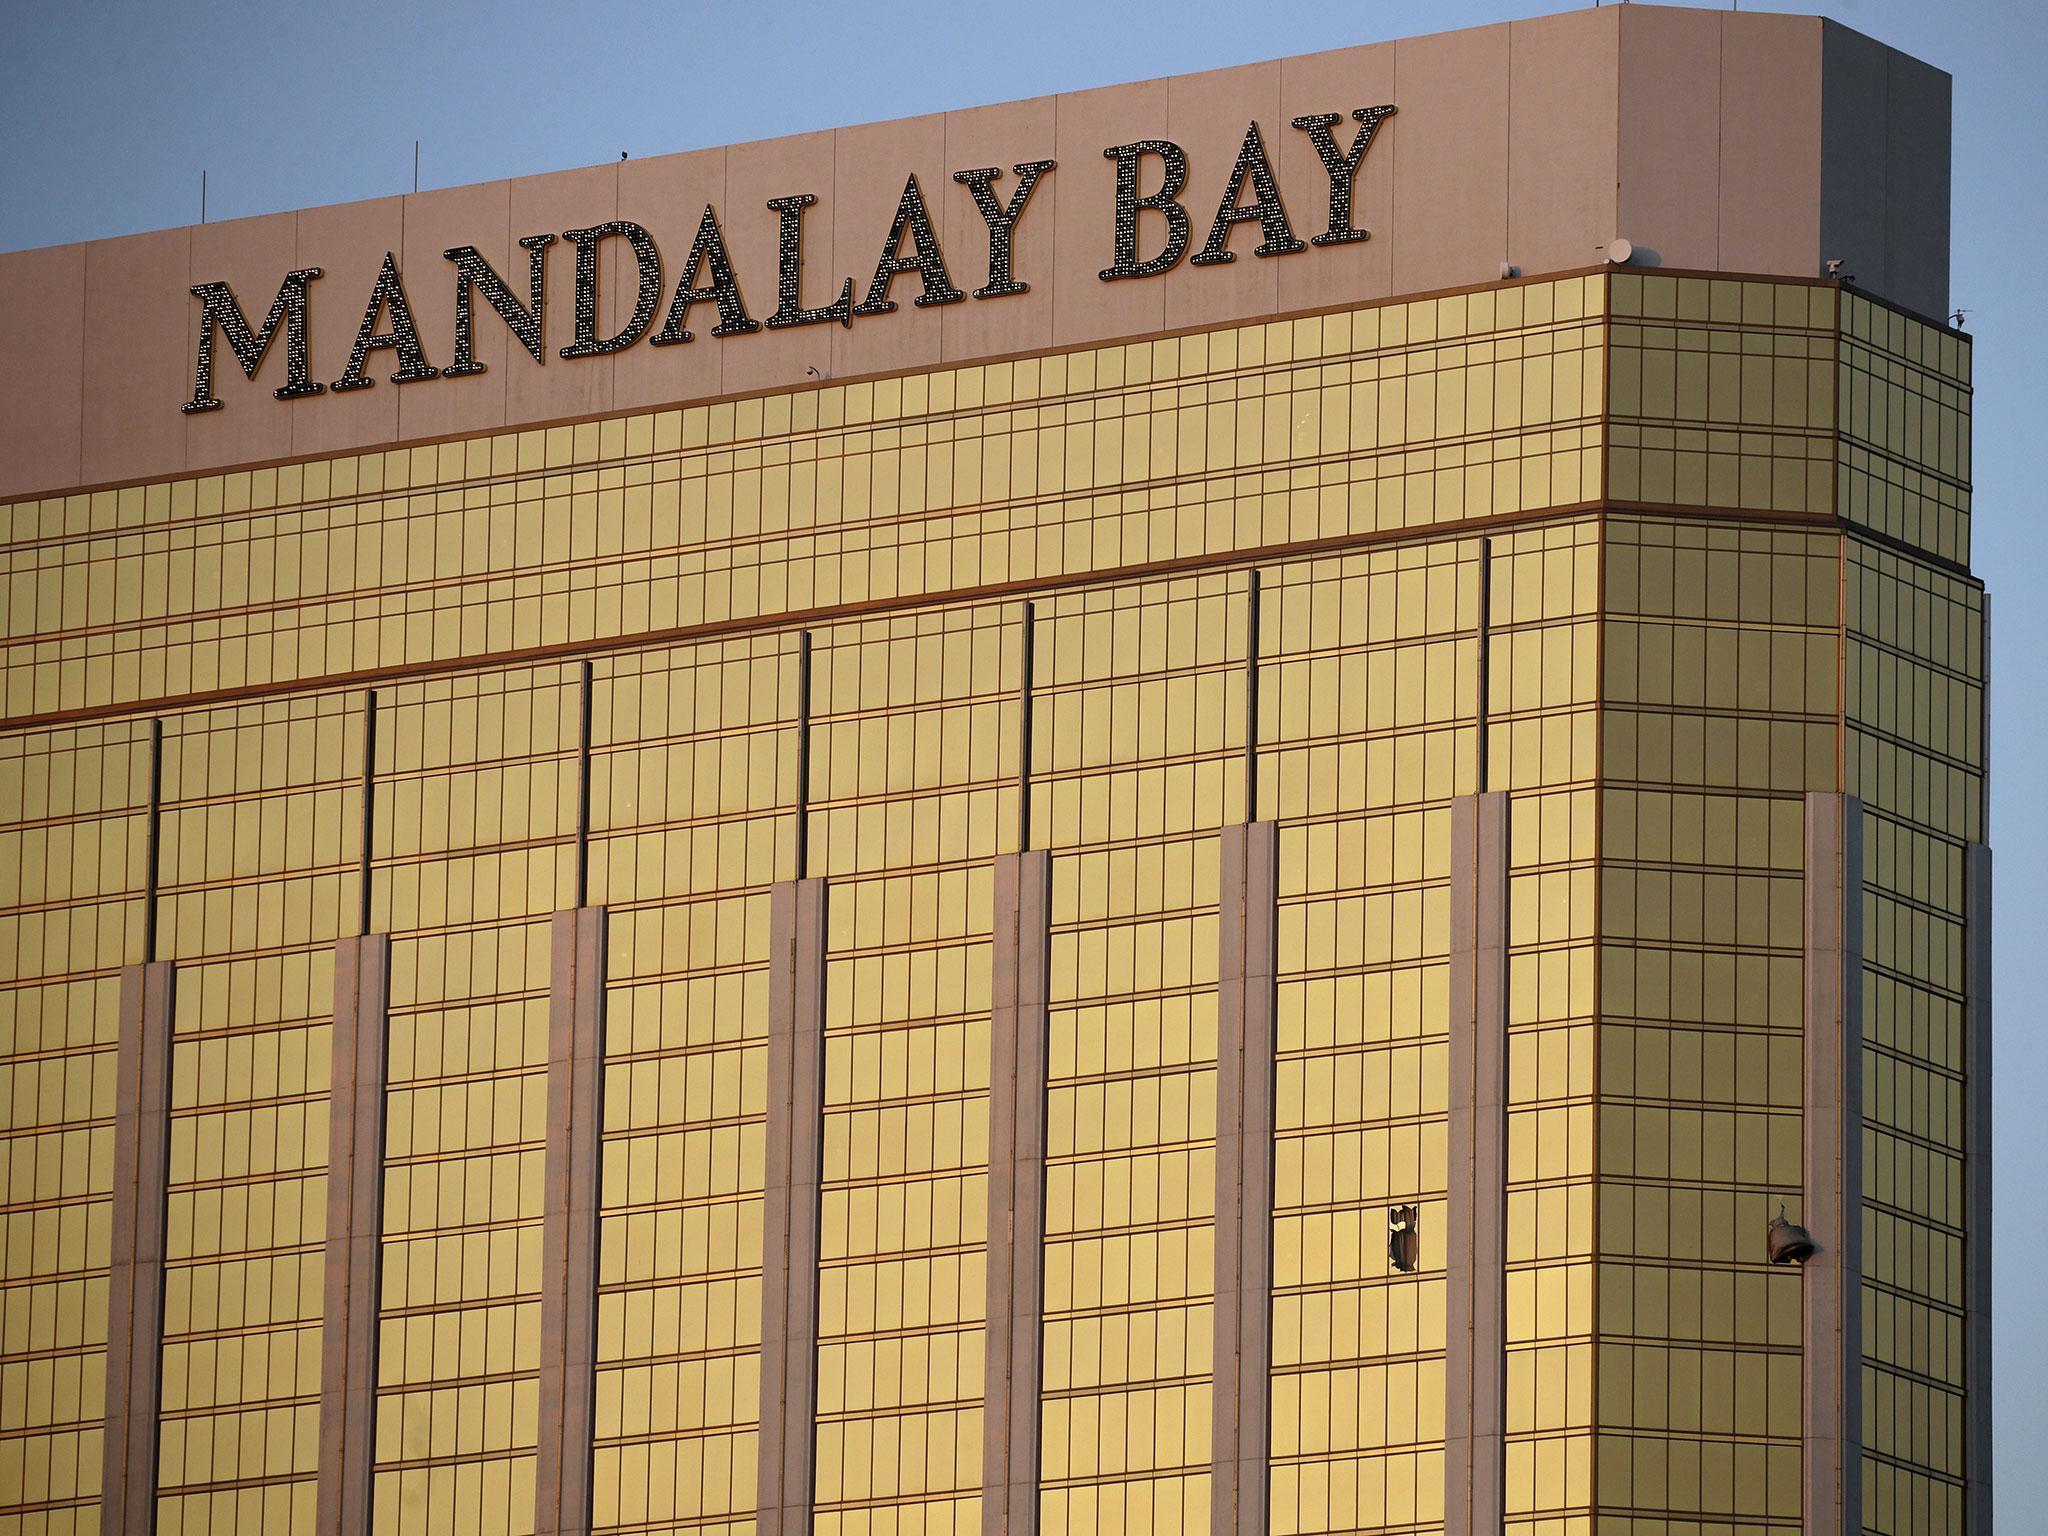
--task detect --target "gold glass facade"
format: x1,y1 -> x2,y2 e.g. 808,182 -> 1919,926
0,268 -> 1983,1536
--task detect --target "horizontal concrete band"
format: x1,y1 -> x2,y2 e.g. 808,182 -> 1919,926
102,961 -> 175,1536
1214,822 -> 1278,1536
985,850 -> 1052,1536
537,908 -> 609,1536
317,935 -> 392,1536
759,879 -> 828,1536
1966,842 -> 1992,1534
1803,792 -> 1864,1536
1443,793 -> 1508,1536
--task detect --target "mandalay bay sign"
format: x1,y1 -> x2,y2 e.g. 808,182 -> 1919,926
181,108 -> 1394,414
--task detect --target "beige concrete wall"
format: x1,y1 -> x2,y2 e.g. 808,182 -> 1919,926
318,935 -> 390,1536
102,961 -> 176,1536
1212,821 -> 1278,1536
1444,792 -> 1510,1536
0,4 -> 1949,504
984,850 -> 1051,1536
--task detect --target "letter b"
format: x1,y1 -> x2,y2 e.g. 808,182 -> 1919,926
1099,141 -> 1190,281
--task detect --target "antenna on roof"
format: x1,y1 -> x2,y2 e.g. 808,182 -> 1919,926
200,170 -> 207,224
413,141 -> 420,195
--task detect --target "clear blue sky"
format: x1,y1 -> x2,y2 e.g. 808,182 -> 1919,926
3,0 -> 2044,1501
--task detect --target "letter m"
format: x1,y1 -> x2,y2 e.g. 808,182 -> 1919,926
183,268 -> 324,413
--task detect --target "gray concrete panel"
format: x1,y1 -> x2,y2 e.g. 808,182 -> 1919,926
1884,51 -> 1953,327
1821,23 -> 1893,300
1967,842 -> 1993,1534
1821,18 -> 1954,317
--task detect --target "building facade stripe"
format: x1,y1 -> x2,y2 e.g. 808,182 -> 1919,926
1966,841 -> 1993,1535
1214,821 -> 1278,1536
0,497 -> 1859,738
1802,791 -> 1864,1536
1016,606 -> 1037,855
985,849 -> 1051,1536
985,855 -> 1019,1536
101,960 -> 175,1536
536,908 -> 609,1536
759,878 -> 828,1536
317,935 -> 391,1536
1443,792 -> 1508,1536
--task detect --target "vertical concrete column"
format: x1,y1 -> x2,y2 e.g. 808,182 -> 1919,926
1443,791 -> 1508,1536
101,960 -> 175,1536
1965,842 -> 1992,1534
536,908 -> 608,1536
317,936 -> 391,1536
984,850 -> 1051,1536
1213,822 -> 1278,1536
1803,791 -> 1864,1536
758,879 -> 827,1536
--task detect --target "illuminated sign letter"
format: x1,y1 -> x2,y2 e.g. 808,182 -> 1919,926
1290,106 -> 1396,246
651,205 -> 760,345
1099,140 -> 1190,281
854,174 -> 965,316
765,194 -> 854,330
952,160 -> 1054,299
442,234 -> 557,376
332,253 -> 439,392
183,268 -> 324,413
1191,120 -> 1303,266
560,222 -> 663,359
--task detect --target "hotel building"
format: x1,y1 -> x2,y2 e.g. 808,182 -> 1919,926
0,6 -> 1987,1534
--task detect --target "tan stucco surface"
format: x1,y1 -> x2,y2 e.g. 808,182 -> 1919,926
0,4 -> 1949,504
